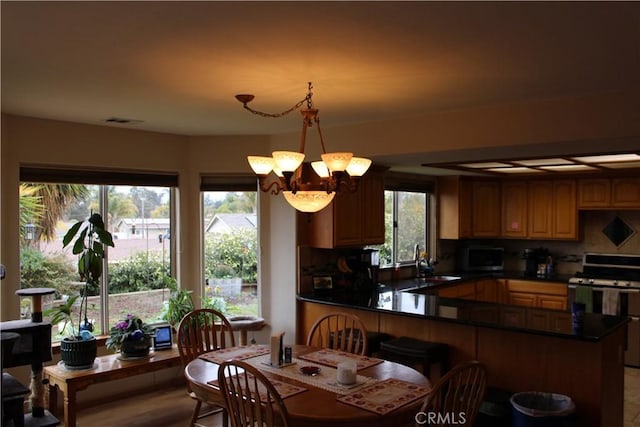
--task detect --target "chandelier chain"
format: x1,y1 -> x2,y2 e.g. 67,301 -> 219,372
242,82 -> 314,118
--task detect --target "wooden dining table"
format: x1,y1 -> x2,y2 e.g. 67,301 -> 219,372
184,344 -> 431,427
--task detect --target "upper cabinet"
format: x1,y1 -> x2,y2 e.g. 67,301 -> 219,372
501,181 -> 528,238
438,176 -> 472,239
438,177 -> 500,239
439,176 -> 579,240
471,181 -> 501,237
306,168 -> 385,248
528,180 -> 577,240
578,178 -> 640,209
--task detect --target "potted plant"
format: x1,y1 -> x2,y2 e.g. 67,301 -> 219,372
105,314 -> 153,358
161,284 -> 195,331
46,212 -> 114,368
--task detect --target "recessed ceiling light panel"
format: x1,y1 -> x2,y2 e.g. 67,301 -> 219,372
599,161 -> 640,169
539,165 -> 597,171
486,167 -> 543,173
571,154 -> 640,163
459,162 -> 510,168
513,158 -> 573,166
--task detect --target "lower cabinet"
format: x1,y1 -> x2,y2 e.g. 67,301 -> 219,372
506,280 -> 568,310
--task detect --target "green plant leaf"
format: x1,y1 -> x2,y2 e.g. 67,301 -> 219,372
72,228 -> 87,255
62,221 -> 82,247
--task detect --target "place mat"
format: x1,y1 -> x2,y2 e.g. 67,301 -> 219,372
199,345 -> 270,364
208,372 -> 307,401
298,348 -> 384,370
337,378 -> 430,415
246,354 -> 378,395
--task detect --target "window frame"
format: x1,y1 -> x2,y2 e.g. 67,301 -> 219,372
19,166 -> 178,338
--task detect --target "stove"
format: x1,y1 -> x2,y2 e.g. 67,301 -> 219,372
568,252 -> 640,367
568,252 -> 640,288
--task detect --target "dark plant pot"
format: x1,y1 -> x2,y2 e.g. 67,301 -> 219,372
120,336 -> 151,358
60,336 -> 97,368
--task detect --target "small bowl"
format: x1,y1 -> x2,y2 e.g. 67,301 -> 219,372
300,366 -> 321,376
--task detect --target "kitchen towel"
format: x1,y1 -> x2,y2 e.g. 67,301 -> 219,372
575,285 -> 593,313
602,288 -> 620,315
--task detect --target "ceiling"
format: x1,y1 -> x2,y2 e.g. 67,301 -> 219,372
2,1 -> 639,173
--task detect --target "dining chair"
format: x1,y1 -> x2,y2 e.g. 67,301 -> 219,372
415,360 -> 488,427
218,360 -> 292,427
306,311 -> 368,355
178,308 -> 236,427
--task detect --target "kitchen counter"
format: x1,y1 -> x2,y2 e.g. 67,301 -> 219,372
298,283 -> 627,342
297,278 -> 628,427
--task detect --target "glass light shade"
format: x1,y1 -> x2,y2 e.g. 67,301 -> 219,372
346,157 -> 372,176
272,167 -> 284,177
247,156 -> 275,175
321,152 -> 353,172
311,161 -> 330,178
283,191 -> 335,213
272,151 -> 304,172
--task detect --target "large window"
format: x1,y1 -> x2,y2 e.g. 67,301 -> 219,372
378,190 -> 432,267
201,191 -> 259,316
19,168 -> 176,340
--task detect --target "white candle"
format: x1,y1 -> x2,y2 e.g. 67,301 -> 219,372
337,360 -> 357,385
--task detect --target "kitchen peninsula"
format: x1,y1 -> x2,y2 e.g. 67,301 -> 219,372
297,277 -> 629,427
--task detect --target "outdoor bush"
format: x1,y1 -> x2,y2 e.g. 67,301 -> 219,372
204,228 -> 257,284
108,252 -> 170,294
20,247 -> 77,297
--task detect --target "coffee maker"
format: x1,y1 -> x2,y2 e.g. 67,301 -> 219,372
524,248 -> 550,277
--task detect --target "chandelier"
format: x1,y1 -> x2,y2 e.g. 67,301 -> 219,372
237,82 -> 372,213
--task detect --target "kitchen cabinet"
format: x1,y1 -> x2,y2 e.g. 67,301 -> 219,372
471,181 -> 501,237
437,282 -> 476,300
475,278 -> 499,303
307,168 -> 385,248
437,177 -> 499,239
578,179 -> 611,208
506,280 -> 568,310
438,176 -> 472,239
612,178 -> 640,208
577,177 -> 640,209
528,180 -> 577,240
501,181 -> 528,238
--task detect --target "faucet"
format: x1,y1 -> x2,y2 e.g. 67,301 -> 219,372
414,244 -> 421,278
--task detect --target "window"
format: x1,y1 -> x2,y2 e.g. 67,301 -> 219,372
201,175 -> 259,317
377,190 -> 433,267
19,167 -> 176,340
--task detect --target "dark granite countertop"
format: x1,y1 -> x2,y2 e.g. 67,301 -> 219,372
298,279 -> 629,342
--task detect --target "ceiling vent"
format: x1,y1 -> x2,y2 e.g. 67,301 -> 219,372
104,117 -> 143,125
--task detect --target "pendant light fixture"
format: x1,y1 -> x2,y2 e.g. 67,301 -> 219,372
237,82 -> 372,213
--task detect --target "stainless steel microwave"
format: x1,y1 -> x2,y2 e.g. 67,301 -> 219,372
458,247 -> 504,272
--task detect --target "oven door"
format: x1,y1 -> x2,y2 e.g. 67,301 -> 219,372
568,284 -> 640,367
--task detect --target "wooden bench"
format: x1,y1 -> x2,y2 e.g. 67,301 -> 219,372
44,346 -> 181,427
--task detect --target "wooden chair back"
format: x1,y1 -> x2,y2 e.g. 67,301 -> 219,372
218,360 -> 291,427
306,312 -> 368,355
415,360 -> 487,427
177,308 -> 236,367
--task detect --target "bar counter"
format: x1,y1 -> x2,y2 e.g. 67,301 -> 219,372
296,279 -> 629,427
298,282 -> 629,342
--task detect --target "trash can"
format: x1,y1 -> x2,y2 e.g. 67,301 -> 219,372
511,392 -> 576,427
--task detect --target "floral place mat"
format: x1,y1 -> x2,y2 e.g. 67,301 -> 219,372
199,345 -> 270,364
336,378 -> 430,415
246,355 -> 378,395
208,373 -> 307,401
298,348 -> 383,370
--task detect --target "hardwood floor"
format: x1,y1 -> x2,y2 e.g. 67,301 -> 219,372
76,385 -> 222,427
75,368 -> 640,427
